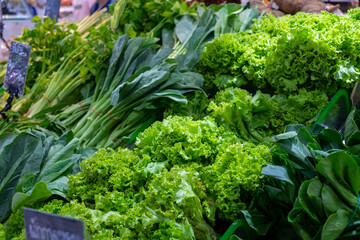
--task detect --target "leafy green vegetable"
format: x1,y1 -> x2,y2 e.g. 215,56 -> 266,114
111,0 -> 201,38
0,130 -> 95,223
135,116 -> 238,166
202,142 -> 271,222
0,132 -> 44,222
198,11 -> 360,95
67,147 -> 214,239
288,151 -> 360,240
4,115 -> 272,238
209,88 -> 327,142
171,4 -> 258,59
244,109 -> 360,239
136,116 -> 271,222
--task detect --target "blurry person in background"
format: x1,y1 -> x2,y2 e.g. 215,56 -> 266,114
22,0 -> 45,16
73,0 -> 95,21
23,0 -> 36,16
34,0 -> 46,17
90,0 -> 116,14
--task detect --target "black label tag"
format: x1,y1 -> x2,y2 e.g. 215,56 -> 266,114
23,208 -> 84,240
45,0 -> 61,20
4,41 -> 30,96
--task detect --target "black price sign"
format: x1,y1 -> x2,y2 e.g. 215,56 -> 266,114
45,0 -> 61,20
4,41 -> 30,96
23,208 -> 84,240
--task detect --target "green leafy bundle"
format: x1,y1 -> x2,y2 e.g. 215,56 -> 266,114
197,10 -> 360,95
237,107 -> 360,239
208,87 -> 328,142
67,34 -> 208,148
0,130 -> 95,223
15,17 -> 82,93
111,0 -> 201,38
9,17 -> 85,114
25,21 -> 119,117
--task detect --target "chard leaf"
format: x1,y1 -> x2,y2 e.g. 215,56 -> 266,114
11,182 -> 52,211
0,133 -> 16,153
175,15 -> 197,44
0,133 -> 44,222
103,35 -> 129,91
316,129 -> 344,151
161,28 -> 175,49
261,164 -> 294,185
241,210 -> 272,235
321,184 -> 352,217
238,8 -> 258,31
38,138 -> 79,180
321,210 -> 350,240
316,151 -> 360,207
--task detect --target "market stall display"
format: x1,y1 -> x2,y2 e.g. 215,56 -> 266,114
1,0 -> 360,239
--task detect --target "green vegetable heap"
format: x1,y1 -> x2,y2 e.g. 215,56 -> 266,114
197,9 -> 360,96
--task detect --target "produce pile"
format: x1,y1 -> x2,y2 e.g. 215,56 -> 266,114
1,1 -> 360,239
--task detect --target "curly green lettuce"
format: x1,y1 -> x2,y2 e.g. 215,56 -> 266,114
209,88 -> 328,142
202,142 -> 271,222
68,148 -> 144,204
135,116 -> 239,166
198,11 -> 360,95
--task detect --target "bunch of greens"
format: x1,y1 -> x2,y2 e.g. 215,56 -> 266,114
170,4 -> 259,58
68,33 -> 207,148
236,106 -> 360,239
201,141 -> 271,223
288,151 -> 360,240
135,116 -> 238,166
208,87 -> 328,142
25,20 -> 119,117
111,0 -> 201,38
10,17 -> 84,114
197,11 -> 360,96
15,17 -> 82,93
0,130 -> 95,223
